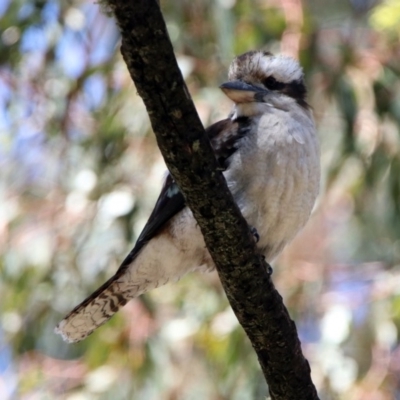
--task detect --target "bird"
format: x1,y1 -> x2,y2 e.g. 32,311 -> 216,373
55,50 -> 320,343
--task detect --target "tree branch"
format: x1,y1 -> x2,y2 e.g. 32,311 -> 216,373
103,0 -> 319,398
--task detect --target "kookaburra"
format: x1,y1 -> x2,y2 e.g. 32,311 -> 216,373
55,50 -> 320,343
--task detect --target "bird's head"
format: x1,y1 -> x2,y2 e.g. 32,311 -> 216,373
220,51 -> 308,111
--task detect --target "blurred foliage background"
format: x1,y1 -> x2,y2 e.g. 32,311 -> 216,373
1,0 -> 400,399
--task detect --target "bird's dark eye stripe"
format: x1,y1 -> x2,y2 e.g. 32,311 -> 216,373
263,76 -> 285,90
282,80 -> 307,99
281,80 -> 308,108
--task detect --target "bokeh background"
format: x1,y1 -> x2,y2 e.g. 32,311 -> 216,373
1,0 -> 400,398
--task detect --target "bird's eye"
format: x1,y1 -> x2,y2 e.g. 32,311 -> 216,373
263,76 -> 284,90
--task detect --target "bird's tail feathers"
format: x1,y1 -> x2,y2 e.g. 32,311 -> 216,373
54,272 -> 132,343
54,261 -> 187,343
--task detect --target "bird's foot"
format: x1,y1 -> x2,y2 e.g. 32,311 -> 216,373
249,226 -> 260,243
260,255 -> 273,275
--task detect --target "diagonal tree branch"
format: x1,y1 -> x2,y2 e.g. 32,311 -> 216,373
103,0 -> 319,398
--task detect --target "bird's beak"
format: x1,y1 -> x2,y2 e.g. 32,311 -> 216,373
219,80 -> 267,103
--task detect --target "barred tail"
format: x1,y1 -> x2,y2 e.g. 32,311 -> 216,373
54,273 -> 133,343
55,225 -> 204,343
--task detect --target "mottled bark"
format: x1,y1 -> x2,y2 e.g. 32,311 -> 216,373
103,0 -> 319,398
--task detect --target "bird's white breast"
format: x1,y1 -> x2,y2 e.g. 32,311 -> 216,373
224,105 -> 320,261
